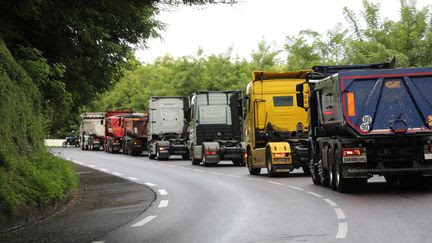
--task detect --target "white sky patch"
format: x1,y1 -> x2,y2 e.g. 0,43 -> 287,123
136,0 -> 431,63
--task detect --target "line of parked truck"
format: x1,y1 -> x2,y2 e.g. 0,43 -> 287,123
79,59 -> 432,192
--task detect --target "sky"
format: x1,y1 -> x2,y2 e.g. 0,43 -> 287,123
135,0 -> 431,63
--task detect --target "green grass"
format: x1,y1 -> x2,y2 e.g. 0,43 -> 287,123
0,39 -> 77,216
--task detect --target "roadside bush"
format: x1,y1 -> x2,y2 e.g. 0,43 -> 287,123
0,39 -> 77,216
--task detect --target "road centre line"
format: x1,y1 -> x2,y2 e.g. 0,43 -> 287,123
127,176 -> 138,181
336,222 -> 348,239
287,185 -> 304,191
158,200 -> 169,208
323,198 -> 338,207
210,172 -> 224,176
193,169 -> 205,172
158,189 -> 168,195
145,182 -> 157,187
306,191 -> 323,198
267,181 -> 284,186
131,215 -> 157,227
112,172 -> 122,176
334,208 -> 346,219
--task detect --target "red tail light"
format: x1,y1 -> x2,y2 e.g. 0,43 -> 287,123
343,149 -> 361,156
273,153 -> 287,158
205,151 -> 217,155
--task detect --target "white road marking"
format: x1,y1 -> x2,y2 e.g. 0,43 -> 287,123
334,208 -> 346,219
158,189 -> 168,195
227,174 -> 241,178
131,215 -> 157,227
179,167 -> 191,170
112,172 -> 122,176
324,198 -> 338,207
166,164 -> 177,168
88,164 -> 96,168
336,222 -> 348,239
127,177 -> 138,181
306,191 -> 323,198
193,169 -> 205,172
158,200 -> 169,208
92,241 -> 105,243
247,178 -> 263,181
145,182 -> 157,187
267,181 -> 284,186
287,186 -> 304,191
99,168 -> 109,172
73,160 -> 83,165
211,172 -> 224,176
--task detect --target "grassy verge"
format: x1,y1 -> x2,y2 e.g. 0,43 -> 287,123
0,39 -> 77,216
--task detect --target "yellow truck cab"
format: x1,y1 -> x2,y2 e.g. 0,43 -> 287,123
244,71 -> 310,177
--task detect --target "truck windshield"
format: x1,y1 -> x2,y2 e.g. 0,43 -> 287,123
133,121 -> 147,136
273,96 -> 293,106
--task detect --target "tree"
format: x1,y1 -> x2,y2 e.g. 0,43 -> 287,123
0,0 -> 233,136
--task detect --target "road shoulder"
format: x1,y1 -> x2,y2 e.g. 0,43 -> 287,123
0,163 -> 156,242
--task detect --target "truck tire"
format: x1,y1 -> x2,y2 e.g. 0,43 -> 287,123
156,145 -> 162,160
309,157 -> 321,185
266,149 -> 276,177
202,149 -> 211,167
335,146 -> 349,193
247,148 -> 260,175
318,147 -> 329,187
191,148 -> 201,165
328,147 -> 336,190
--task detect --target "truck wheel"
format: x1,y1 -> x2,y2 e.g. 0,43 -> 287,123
202,150 -> 210,167
190,147 -> 201,165
182,154 -> 189,160
266,149 -> 276,177
247,149 -> 260,175
309,158 -> 320,185
156,145 -> 161,160
318,147 -> 329,187
335,147 -> 350,193
328,148 -> 336,190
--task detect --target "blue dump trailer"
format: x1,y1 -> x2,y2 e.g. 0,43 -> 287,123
298,62 -> 432,192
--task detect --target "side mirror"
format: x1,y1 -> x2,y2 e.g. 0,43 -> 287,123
296,92 -> 305,108
296,83 -> 303,92
296,83 -> 305,108
101,119 -> 104,125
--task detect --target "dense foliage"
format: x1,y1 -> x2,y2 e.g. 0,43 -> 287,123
0,0 -> 229,137
96,1 -> 432,111
0,40 -> 77,216
0,0 -> 228,216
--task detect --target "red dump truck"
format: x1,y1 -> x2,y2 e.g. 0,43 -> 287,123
104,110 -> 133,153
122,113 -> 149,156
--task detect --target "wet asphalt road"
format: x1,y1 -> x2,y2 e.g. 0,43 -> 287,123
54,148 -> 432,243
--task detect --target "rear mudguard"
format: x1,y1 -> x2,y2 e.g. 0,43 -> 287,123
266,142 -> 292,165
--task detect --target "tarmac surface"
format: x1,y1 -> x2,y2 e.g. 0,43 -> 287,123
0,162 -> 155,243
4,147 -> 432,242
